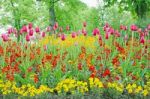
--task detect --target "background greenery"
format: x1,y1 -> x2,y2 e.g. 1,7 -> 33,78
0,0 -> 150,32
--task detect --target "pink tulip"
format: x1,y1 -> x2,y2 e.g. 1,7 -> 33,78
137,28 -> 142,33
53,22 -> 58,30
42,32 -> 46,37
130,24 -> 138,31
35,27 -> 40,33
115,30 -> 120,37
44,45 -> 47,51
83,32 -> 87,36
147,24 -> 150,30
140,32 -> 145,37
1,34 -> 9,42
124,35 -> 128,41
120,25 -> 127,31
71,32 -> 76,38
28,23 -> 33,29
61,34 -> 66,41
29,29 -> 34,36
57,33 -> 61,37
83,22 -> 87,27
108,28 -> 114,35
82,28 -> 87,34
99,35 -> 102,40
22,25 -> 28,33
26,34 -> 30,42
140,36 -> 145,44
7,28 -> 14,34
47,26 -> 51,32
66,26 -> 70,31
93,28 -> 100,36
105,32 -> 110,39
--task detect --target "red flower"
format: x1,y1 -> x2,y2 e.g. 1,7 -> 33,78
115,76 -> 120,80
89,66 -> 95,72
78,63 -> 82,70
28,67 -> 32,72
90,73 -> 95,78
102,68 -> 110,77
34,74 -> 39,83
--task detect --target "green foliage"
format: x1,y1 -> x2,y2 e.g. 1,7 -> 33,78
103,0 -> 150,19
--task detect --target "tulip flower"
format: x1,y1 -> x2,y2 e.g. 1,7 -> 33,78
22,25 -> 28,33
59,27 -> 63,32
7,28 -> 14,34
99,35 -> 102,40
35,27 -> 40,33
29,29 -> 34,36
83,22 -> 87,27
140,36 -> 145,44
66,25 -> 70,31
71,32 -> 76,38
44,45 -> 47,51
53,22 -> 58,30
61,34 -> 66,41
46,26 -> 51,32
147,24 -> 150,30
124,34 -> 128,41
28,23 -> 33,29
108,28 -> 115,35
1,34 -> 9,42
41,32 -> 46,38
82,28 -> 87,36
105,32 -> 110,39
57,33 -> 61,37
93,28 -> 100,36
26,34 -> 30,42
130,24 -> 138,31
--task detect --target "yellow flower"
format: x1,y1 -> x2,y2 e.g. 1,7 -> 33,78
126,84 -> 132,89
142,89 -> 148,96
128,88 -> 133,93
132,83 -> 137,88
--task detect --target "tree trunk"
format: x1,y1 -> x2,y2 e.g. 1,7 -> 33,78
49,0 -> 55,34
10,0 -> 21,42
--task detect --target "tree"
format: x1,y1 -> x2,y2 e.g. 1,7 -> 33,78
103,0 -> 150,19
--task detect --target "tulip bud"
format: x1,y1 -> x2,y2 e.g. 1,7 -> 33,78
130,24 -> 138,31
26,34 -> 30,42
71,32 -> 76,38
42,32 -> 46,37
83,22 -> 87,27
35,27 -> 40,33
29,29 -> 34,36
61,34 -> 66,41
140,36 -> 145,44
28,23 -> 33,29
1,34 -> 9,42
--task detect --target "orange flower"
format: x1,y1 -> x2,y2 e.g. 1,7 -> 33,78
34,74 -> 39,83
30,52 -> 35,60
0,46 -> 4,55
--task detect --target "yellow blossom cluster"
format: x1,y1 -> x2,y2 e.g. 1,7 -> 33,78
107,82 -> 124,93
0,77 -> 149,97
89,78 -> 103,88
40,35 -> 96,49
126,83 -> 149,96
